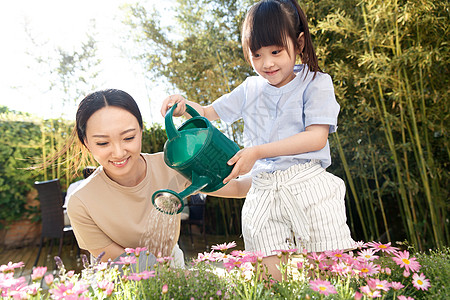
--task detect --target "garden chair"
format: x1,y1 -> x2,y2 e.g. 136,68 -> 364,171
181,193 -> 208,250
33,178 -> 78,267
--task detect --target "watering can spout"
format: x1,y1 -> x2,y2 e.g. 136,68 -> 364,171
151,103 -> 240,215
151,173 -> 210,215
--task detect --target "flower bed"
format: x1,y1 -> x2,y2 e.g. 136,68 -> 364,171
1,241 -> 449,299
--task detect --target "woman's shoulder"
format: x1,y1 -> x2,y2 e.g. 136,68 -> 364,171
141,152 -> 165,165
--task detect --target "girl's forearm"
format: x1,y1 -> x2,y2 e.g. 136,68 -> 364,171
254,124 -> 330,159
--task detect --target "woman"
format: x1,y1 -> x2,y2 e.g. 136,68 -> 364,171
66,89 -> 250,266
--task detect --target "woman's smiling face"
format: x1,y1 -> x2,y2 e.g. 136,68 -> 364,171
84,106 -> 143,186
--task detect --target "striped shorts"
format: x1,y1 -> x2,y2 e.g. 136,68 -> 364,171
241,160 -> 355,256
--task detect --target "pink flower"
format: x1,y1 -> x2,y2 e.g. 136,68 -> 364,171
135,247 -> 148,256
309,279 -> 337,296
325,249 -> 351,262
397,296 -> 414,300
211,241 -> 237,251
403,269 -> 411,278
223,257 -> 243,272
357,249 -> 379,261
360,285 -> 382,298
239,252 -> 259,264
412,273 -> 430,291
211,252 -> 230,262
127,270 -> 156,281
45,274 -> 54,286
330,261 -> 353,276
125,248 -> 135,254
94,262 -> 108,271
273,248 -> 298,255
367,278 -> 390,292
307,252 -> 328,263
354,261 -> 380,277
156,256 -> 174,264
162,284 -> 168,294
354,291 -> 363,299
31,266 -> 47,281
390,281 -> 405,290
230,250 -> 248,258
392,251 -> 421,273
67,270 -> 75,278
115,256 -> 137,265
366,242 -> 399,254
0,261 -> 25,273
194,251 -> 216,263
354,241 -> 366,249
98,279 -> 115,296
49,281 -> 89,299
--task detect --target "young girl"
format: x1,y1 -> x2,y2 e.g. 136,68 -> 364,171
161,0 -> 355,279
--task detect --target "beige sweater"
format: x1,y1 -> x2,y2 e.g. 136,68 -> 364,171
67,152 -> 189,257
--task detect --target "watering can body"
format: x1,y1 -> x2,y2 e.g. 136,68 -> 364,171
151,103 -> 240,214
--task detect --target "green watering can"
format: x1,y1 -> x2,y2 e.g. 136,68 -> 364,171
152,103 -> 240,215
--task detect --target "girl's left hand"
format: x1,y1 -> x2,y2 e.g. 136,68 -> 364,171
223,147 -> 260,183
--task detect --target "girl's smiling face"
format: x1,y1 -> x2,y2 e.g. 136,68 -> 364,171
249,37 -> 298,88
84,106 -> 144,186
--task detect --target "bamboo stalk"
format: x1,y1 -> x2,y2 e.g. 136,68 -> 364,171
334,132 -> 368,240
368,133 -> 391,242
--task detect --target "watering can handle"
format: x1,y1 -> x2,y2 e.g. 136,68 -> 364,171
165,102 -> 202,140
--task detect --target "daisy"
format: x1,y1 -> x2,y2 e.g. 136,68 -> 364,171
307,252 -> 327,263
357,248 -> 379,261
194,251 -> 215,263
31,266 -> 47,281
412,273 -> 431,291
230,250 -> 248,258
354,261 -> 380,277
114,256 -> 136,266
325,249 -> 351,262
127,270 -> 155,281
0,261 -> 25,273
390,281 -> 405,290
366,242 -> 399,254
273,248 -> 298,255
156,256 -> 175,264
211,241 -> 237,252
309,279 -> 337,296
223,257 -> 243,272
360,285 -> 382,298
397,296 -> 414,300
367,278 -> 390,292
392,250 -> 421,273
330,261 -> 352,276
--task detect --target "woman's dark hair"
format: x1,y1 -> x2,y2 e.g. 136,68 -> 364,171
76,89 -> 143,146
241,0 -> 321,75
37,89 -> 143,176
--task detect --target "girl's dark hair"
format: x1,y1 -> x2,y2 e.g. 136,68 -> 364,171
76,89 -> 143,146
241,0 -> 321,75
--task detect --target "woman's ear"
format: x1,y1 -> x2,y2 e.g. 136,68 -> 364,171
297,32 -> 305,55
84,139 -> 91,151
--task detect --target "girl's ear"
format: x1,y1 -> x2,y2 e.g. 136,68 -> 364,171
297,32 -> 305,55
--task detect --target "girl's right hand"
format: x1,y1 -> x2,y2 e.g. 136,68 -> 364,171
160,94 -> 187,117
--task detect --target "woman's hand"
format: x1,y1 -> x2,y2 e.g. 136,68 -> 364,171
223,147 -> 261,183
160,94 -> 187,117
